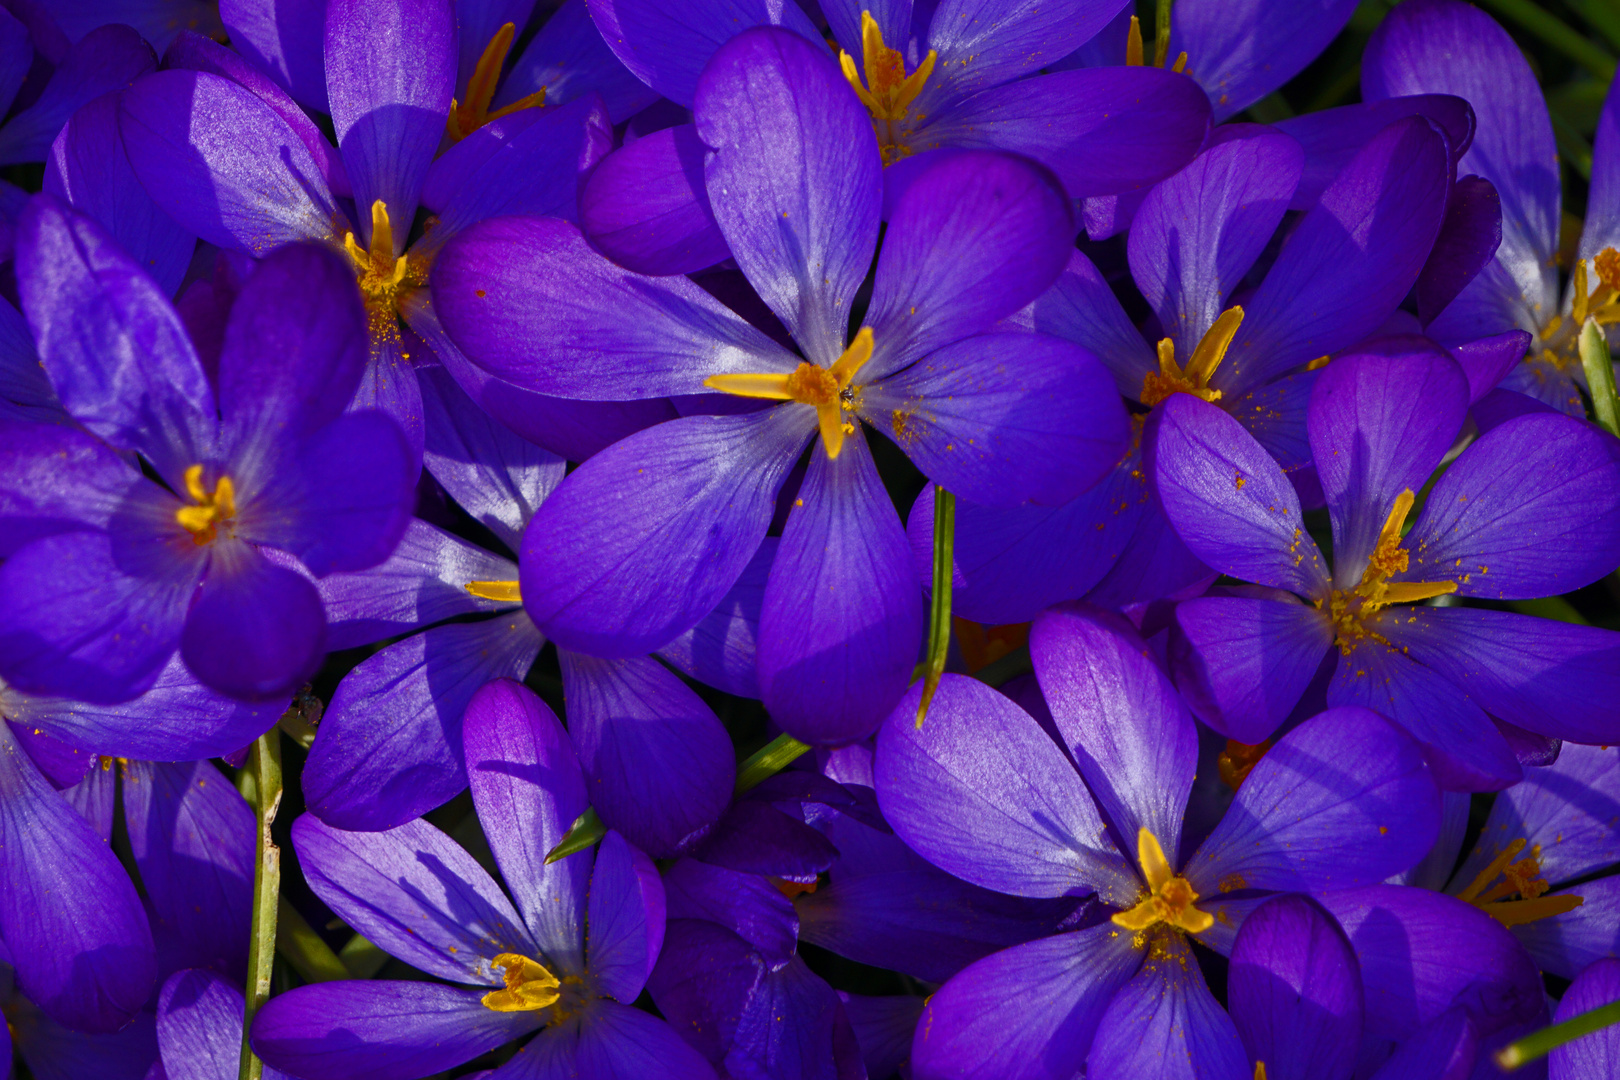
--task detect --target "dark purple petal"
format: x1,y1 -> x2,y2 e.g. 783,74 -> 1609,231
1086,932 -> 1249,1079
758,433 -> 922,745
1228,894 -> 1362,1080
1447,329 -> 1530,405
725,955 -> 864,1080
1513,876 -> 1620,982
688,798 -> 838,882
842,993 -> 923,1080
1031,602 -> 1198,858
1151,393 -> 1330,597
324,0 -> 454,251
1366,1006 -> 1477,1080
156,968 -> 283,1080
1171,0 -> 1358,121
0,25 -> 155,165
864,151 -> 1074,380
251,980 -> 540,1080
1402,413 -> 1620,599
499,0 -> 659,122
18,721 -> 98,792
220,0 -> 330,112
656,537 -> 773,699
0,6 -> 28,118
1417,176 -> 1503,325
1082,489 -> 1217,611
1548,960 -> 1620,1080
570,998 -> 720,1080
876,673 -> 1136,903
917,0 -> 1131,112
1033,249 -> 1157,399
580,123 -> 727,276
1170,595 -> 1333,744
118,70 -> 339,254
1128,126 -> 1302,357
0,719 -> 155,1033
180,545 -> 326,701
519,408 -> 809,657
559,652 -> 734,858
1273,95 -> 1475,212
662,858 -> 798,965
910,925 -> 1142,1080
586,830 -> 665,1003
862,332 -> 1129,507
292,812 -> 535,982
0,418 -> 138,556
5,994 -> 157,1080
462,679 -> 592,972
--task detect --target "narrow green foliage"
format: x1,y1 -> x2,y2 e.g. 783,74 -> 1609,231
1580,317 -> 1620,436
1153,0 -> 1174,67
1477,0 -> 1617,78
546,806 -> 605,864
915,486 -> 955,728
239,731 -> 283,1080
339,934 -> 391,979
1496,997 -> 1620,1069
275,897 -> 349,983
735,733 -> 812,792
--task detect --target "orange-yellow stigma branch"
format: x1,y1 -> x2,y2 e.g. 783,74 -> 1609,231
446,23 -> 547,143
839,11 -> 934,163
175,464 -> 236,545
481,954 -> 561,1012
1124,15 -> 1188,72
1457,838 -> 1584,928
1110,827 -> 1213,936
344,200 -> 409,288
465,580 -> 522,603
1322,489 -> 1456,652
705,327 -> 873,459
1140,306 -> 1243,406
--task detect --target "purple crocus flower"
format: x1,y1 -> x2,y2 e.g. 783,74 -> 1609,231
1153,345 -> 1620,789
0,202 -> 414,702
153,967 -> 290,1080
873,602 -> 1450,1077
432,26 -> 1129,745
0,19 -> 156,166
251,678 -> 715,1080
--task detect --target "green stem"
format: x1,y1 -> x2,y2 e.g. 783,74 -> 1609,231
338,934 -> 391,979
915,486 -> 955,728
735,733 -> 812,793
1477,0 -> 1617,78
238,731 -> 283,1080
1580,317 -> 1620,436
275,897 -> 349,983
1496,999 -> 1620,1069
1152,0 -> 1173,67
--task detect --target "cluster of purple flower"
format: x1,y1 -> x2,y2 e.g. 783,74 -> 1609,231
1,0 -> 1619,1077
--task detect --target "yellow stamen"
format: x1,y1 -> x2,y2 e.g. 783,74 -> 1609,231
1573,258 -> 1590,327
705,328 -> 873,459
446,23 -> 547,143
1217,739 -> 1270,791
174,464 -> 236,545
1110,828 -> 1214,936
1140,306 -> 1243,406
1124,14 -> 1188,73
1255,1063 -> 1268,1080
1456,838 -> 1584,928
1529,245 -> 1620,373
1126,16 -> 1144,66
1321,488 -> 1456,653
480,953 -> 561,1012
465,580 -> 523,603
341,201 -> 432,345
839,11 -> 934,163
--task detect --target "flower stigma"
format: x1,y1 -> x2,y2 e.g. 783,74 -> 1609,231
1531,248 -> 1620,379
1111,827 -> 1213,940
465,579 -> 523,602
481,953 -> 562,1012
1319,488 -> 1456,653
704,326 -> 874,459
1139,306 -> 1244,406
342,200 -> 431,346
175,464 -> 236,545
446,23 -> 547,143
1456,838 -> 1583,928
839,11 -> 935,164
1123,14 -> 1189,71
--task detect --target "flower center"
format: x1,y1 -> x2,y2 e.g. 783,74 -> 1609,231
703,327 -> 873,459
465,579 -> 522,602
175,464 -> 236,546
839,11 -> 935,165
1218,739 -> 1271,790
1139,306 -> 1244,406
1319,489 -> 1456,654
1456,838 -> 1583,928
481,953 -> 562,1013
1111,827 -> 1213,938
342,200 -> 431,346
1123,13 -> 1189,72
1534,247 -> 1620,373
446,23 -> 548,144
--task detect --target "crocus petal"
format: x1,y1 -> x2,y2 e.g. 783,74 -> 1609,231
156,968 -> 287,1080
554,998 -> 719,1080
1169,595 -> 1334,743
431,214 -> 798,399
1447,329 -> 1530,405
500,0 -> 660,122
1417,175 -> 1503,326
910,924 -> 1143,1080
118,70 -> 338,255
586,830 -> 665,1004
861,332 -> 1129,507
293,812 -> 536,983
462,679 -> 592,973
302,615 -> 543,831
25,723 -> 99,793
519,407 -> 810,657
584,0 -> 824,108
16,194 -> 215,483
1086,932 -> 1250,1080
1401,412 -> 1620,599
1184,705 -> 1440,895
1365,1006 -> 1477,1080
1228,894 -> 1362,1080
1128,126 -> 1303,357
324,0 -> 454,251
1083,489 -> 1217,610
1307,346 -> 1470,581
179,545 -> 327,701
1031,602 -> 1198,859
580,122 -> 728,276
655,537 -> 773,699
44,91 -> 194,299
1319,884 -> 1544,1042
0,417 -> 138,556
1272,95 -> 1475,212
1033,249 -> 1158,399
1151,393 -> 1330,597
694,26 -> 879,366
0,25 -> 155,165
662,857 -> 798,965
251,980 -> 541,1080
6,991 -> 160,1080
220,0 -> 330,112
1512,877 -> 1620,982
1220,116 -> 1450,396
1547,959 -> 1620,1080
686,792 -> 839,883
724,955 -> 864,1080
559,652 -> 734,858
864,151 -> 1075,380
917,0 -> 1131,112
758,433 -> 922,745
0,6 -> 28,118
0,719 -> 156,1033
876,673 -> 1136,903
1171,0 -> 1358,122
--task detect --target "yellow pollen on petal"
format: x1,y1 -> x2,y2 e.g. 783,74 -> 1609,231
705,327 -> 874,460
1456,838 -> 1584,928
1140,306 -> 1243,406
480,953 -> 562,1012
174,464 -> 236,546
839,11 -> 934,164
465,580 -> 523,603
1530,245 -> 1620,374
342,201 -> 431,345
1110,828 -> 1214,937
446,23 -> 547,143
1321,488 -> 1456,654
